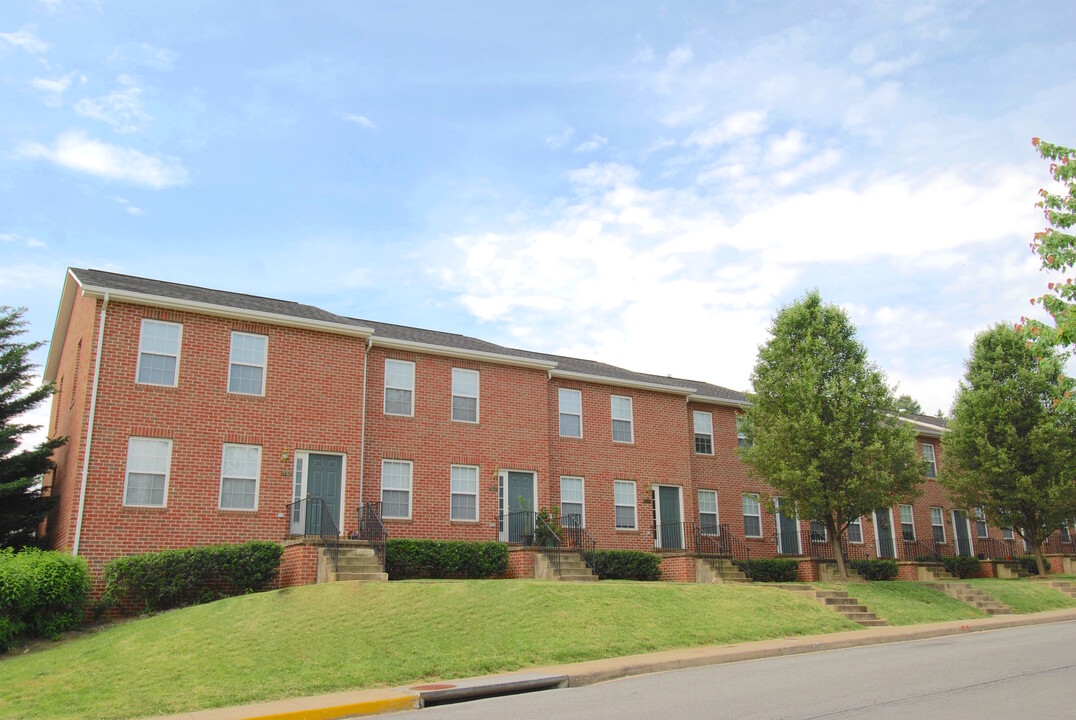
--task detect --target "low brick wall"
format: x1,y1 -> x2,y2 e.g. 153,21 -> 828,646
280,542 -> 319,588
795,558 -> 819,582
658,553 -> 695,582
504,547 -> 536,579
895,562 -> 920,581
1044,555 -> 1071,574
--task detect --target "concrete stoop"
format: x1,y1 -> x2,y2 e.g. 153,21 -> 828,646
917,564 -> 957,582
318,547 -> 388,583
696,557 -> 751,584
924,582 -> 1010,615
817,562 -> 865,583
778,585 -> 887,627
995,562 -> 1028,579
535,551 -> 599,581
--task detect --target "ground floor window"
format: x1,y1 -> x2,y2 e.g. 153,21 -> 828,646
381,460 -> 412,519
900,504 -> 916,542
560,476 -> 584,524
931,506 -> 946,543
219,444 -> 260,510
847,517 -> 863,543
614,480 -> 636,530
450,465 -> 478,521
810,520 -> 827,542
742,494 -> 761,538
124,437 -> 172,507
974,507 -> 989,538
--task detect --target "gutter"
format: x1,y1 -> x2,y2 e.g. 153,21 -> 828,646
369,336 -> 557,371
73,292 -> 108,556
687,393 -> 752,408
549,369 -> 696,396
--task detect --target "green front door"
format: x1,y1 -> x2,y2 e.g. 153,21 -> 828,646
776,498 -> 800,555
306,453 -> 342,535
657,486 -> 683,549
875,509 -> 896,558
502,471 -> 534,542
953,510 -> 972,557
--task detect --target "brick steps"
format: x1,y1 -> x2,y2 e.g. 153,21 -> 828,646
924,582 -> 1010,614
778,585 -> 886,627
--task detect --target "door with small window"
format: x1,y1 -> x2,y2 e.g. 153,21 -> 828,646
952,510 -> 973,557
874,509 -> 896,558
775,498 -> 801,555
653,485 -> 684,550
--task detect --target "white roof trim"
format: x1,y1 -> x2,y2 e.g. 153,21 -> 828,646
370,336 -> 558,370
550,369 -> 696,395
903,417 -> 947,436
43,270 -> 82,382
688,393 -> 751,408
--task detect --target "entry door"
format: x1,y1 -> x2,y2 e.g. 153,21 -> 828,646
776,498 -> 801,555
498,471 -> 535,542
306,453 -> 342,534
874,509 -> 896,558
655,486 -> 683,550
953,510 -> 973,557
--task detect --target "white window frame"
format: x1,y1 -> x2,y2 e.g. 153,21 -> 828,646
922,443 -> 937,478
1002,526 -> 1014,541
693,411 -> 713,455
974,506 -> 989,539
736,415 -> 750,447
611,395 -> 634,444
135,318 -> 182,387
899,504 -> 916,542
384,359 -> 415,417
742,493 -> 762,538
558,388 -> 582,438
218,443 -> 261,511
613,480 -> 637,530
123,437 -> 173,508
847,516 -> 864,544
450,368 -> 480,423
698,489 -> 719,535
560,476 -> 585,525
228,331 -> 268,396
381,459 -> 413,519
449,464 -> 479,522
810,520 -> 828,543
931,506 -> 946,544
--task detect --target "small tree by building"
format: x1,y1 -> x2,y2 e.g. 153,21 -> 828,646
941,323 -> 1076,575
739,291 -> 923,579
0,306 -> 65,549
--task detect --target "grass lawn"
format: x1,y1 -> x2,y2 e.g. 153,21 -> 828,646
0,580 -> 857,720
964,578 -> 1076,613
816,582 -> 987,625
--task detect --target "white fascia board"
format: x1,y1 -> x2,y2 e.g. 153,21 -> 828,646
903,417 -> 947,437
43,270 -> 82,382
688,394 -> 752,408
78,284 -> 375,338
370,336 -> 558,370
550,369 -> 696,396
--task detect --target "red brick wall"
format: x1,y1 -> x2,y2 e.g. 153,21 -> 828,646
658,554 -> 694,582
279,543 -> 319,587
504,547 -> 536,579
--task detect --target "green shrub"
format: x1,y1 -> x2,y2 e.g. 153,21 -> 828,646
738,558 -> 799,582
0,548 -> 90,652
385,540 -> 508,580
941,555 -> 982,579
103,541 -> 282,612
1012,554 -> 1050,575
849,558 -> 898,581
591,550 -> 661,581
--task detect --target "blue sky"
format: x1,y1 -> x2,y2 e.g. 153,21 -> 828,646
3,1 -> 1075,438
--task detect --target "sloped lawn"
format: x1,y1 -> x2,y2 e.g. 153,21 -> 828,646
820,582 -> 988,625
964,578 -> 1076,613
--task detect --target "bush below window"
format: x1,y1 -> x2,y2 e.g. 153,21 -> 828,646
590,550 -> 661,581
385,539 -> 508,579
941,555 -> 982,579
0,548 -> 90,652
738,558 -> 799,582
849,558 -> 898,581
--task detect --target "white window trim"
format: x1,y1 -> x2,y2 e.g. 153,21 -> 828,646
450,368 -> 480,424
228,331 -> 268,397
974,506 -> 989,539
614,480 -> 637,531
847,517 -> 864,544
694,411 -> 714,455
558,388 -> 582,438
930,506 -> 946,543
449,464 -> 479,522
122,436 -> 172,508
742,493 -> 762,538
698,489 -> 719,535
611,395 -> 634,444
135,318 -> 182,388
384,359 -> 415,417
560,475 -> 585,526
381,459 -> 413,520
899,504 -> 916,542
922,443 -> 937,477
218,443 -> 261,511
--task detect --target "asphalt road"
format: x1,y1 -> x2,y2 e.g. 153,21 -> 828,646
414,621 -> 1076,719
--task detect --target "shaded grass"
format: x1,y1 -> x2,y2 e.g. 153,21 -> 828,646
964,578 -> 1076,613
0,580 -> 856,720
816,582 -> 987,625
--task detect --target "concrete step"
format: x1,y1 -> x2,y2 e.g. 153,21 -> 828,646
329,571 -> 389,582
777,584 -> 886,627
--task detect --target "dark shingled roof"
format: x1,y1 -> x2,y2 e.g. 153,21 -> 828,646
900,412 -> 949,429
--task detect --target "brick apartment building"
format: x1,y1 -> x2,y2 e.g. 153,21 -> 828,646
41,268 -> 1076,583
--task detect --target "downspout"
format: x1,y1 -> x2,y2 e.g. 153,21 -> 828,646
358,336 -> 371,507
73,292 -> 108,556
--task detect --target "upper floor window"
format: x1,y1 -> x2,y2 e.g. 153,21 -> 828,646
451,368 -> 479,423
930,506 -> 946,543
922,443 -> 937,478
136,319 -> 181,386
219,444 -> 261,510
899,504 -> 916,542
228,332 -> 267,395
736,415 -> 751,447
559,388 -> 582,437
693,411 -> 713,455
384,359 -> 415,416
124,437 -> 172,507
611,395 -> 634,443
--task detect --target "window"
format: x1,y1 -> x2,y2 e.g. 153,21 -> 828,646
922,443 -> 937,478
1061,523 -> 1072,544
899,504 -> 916,542
613,480 -> 636,530
974,506 -> 989,538
1002,527 -> 1014,540
228,332 -> 268,395
558,388 -> 582,437
611,395 -> 634,443
847,517 -> 863,543
124,437 -> 172,507
736,415 -> 751,447
451,368 -> 479,423
742,493 -> 762,538
693,411 -> 713,455
561,476 -> 584,523
698,490 -> 718,534
931,506 -> 946,543
381,460 -> 412,518
450,465 -> 478,521
384,360 -> 415,416
219,444 -> 261,510
136,319 -> 181,386
810,520 -> 827,542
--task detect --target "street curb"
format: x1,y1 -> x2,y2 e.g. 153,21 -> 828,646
144,689 -> 420,720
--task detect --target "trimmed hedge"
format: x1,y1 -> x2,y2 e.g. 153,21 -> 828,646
941,555 -> 982,579
591,550 -> 661,581
0,548 -> 90,652
740,558 -> 799,582
849,558 -> 898,581
1012,554 -> 1050,576
103,541 -> 283,612
385,539 -> 508,579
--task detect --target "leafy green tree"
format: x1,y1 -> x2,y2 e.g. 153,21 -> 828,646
740,291 -> 923,579
1025,138 -> 1076,346
0,307 -> 65,549
941,323 -> 1076,575
895,394 -> 923,415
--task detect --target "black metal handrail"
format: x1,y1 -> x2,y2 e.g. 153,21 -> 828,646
501,510 -> 536,545
810,533 -> 872,563
902,539 -> 956,562
1043,533 -> 1076,557
561,513 -> 597,574
974,536 -> 1016,561
285,497 -> 340,572
775,529 -> 803,556
357,501 -> 389,569
693,522 -> 752,579
532,512 -> 562,575
654,520 -> 689,551
876,535 -> 897,559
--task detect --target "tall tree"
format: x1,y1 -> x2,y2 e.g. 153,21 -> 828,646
0,306 -> 65,549
941,323 -> 1076,575
895,394 -> 923,415
740,291 -> 922,579
1026,138 -> 1076,346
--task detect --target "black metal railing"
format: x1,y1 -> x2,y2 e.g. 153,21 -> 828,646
1043,533 -> 1076,557
532,512 -> 562,575
775,529 -> 803,556
357,501 -> 388,569
693,523 -> 752,579
500,510 -> 536,545
499,511 -> 564,575
561,513 -> 597,574
654,520 -> 688,551
285,497 -> 341,572
810,534 -> 872,563
902,539 -> 955,562
974,536 -> 1016,561
876,535 -> 898,559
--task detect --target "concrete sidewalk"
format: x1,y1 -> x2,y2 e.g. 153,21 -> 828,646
147,607 -> 1076,720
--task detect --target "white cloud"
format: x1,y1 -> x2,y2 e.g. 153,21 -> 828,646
774,148 -> 842,186
685,110 -> 767,148
666,44 -> 693,70
868,53 -> 920,78
108,43 -> 177,72
545,127 -> 574,149
113,197 -> 145,216
0,232 -> 46,248
75,75 -> 152,132
18,131 -> 189,188
766,129 -> 807,166
343,114 -> 377,130
29,72 -> 84,106
573,134 -> 608,153
0,27 -> 49,54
